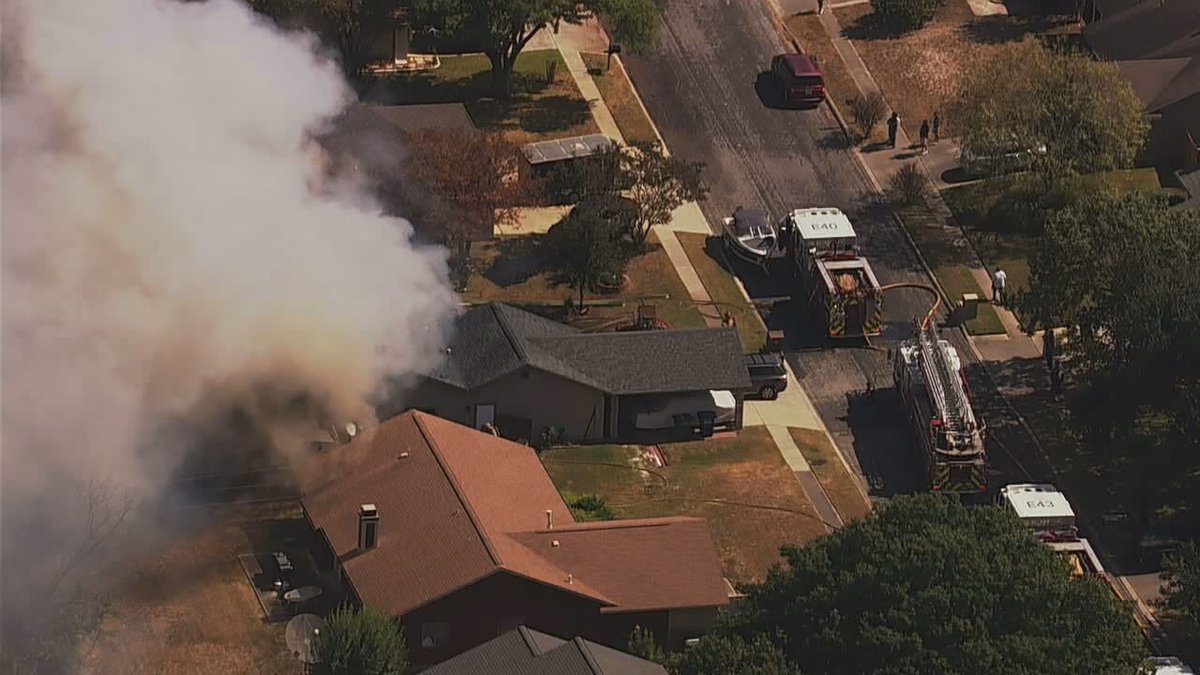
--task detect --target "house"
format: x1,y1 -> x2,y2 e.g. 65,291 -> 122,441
302,411 -> 730,665
1083,0 -> 1200,169
389,303 -> 752,442
422,626 -> 669,675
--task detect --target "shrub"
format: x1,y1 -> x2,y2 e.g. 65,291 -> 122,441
849,91 -> 888,142
869,0 -> 945,32
565,493 -> 616,521
889,162 -> 930,206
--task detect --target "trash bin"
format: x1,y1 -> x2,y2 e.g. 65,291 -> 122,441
958,293 -> 980,322
697,411 -> 716,438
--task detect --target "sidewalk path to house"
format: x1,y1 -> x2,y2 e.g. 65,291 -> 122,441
551,17 -> 864,528
804,7 -> 1040,361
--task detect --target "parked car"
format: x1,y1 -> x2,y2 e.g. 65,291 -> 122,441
770,53 -> 825,106
959,142 -> 1047,177
634,390 -> 737,430
1141,656 -> 1195,675
744,353 -> 788,400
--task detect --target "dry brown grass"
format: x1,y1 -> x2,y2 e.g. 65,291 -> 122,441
832,0 -> 1078,139
788,427 -> 872,522
543,428 -> 830,584
77,514 -> 296,675
784,14 -> 863,127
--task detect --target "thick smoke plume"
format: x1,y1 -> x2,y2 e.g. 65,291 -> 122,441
1,0 -> 455,661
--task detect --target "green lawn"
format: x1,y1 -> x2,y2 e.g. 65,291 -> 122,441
895,206 -> 1007,336
370,50 -> 598,144
463,232 -> 706,331
676,233 -> 769,352
943,168 -> 1167,328
580,53 -> 660,145
788,428 -> 872,522
541,428 -> 829,583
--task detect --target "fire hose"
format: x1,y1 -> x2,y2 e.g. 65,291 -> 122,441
878,282 -> 942,330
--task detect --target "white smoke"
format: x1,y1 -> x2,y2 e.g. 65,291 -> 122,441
0,0 -> 455,648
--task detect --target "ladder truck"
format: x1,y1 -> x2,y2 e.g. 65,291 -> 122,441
783,208 -> 883,339
893,323 -> 987,493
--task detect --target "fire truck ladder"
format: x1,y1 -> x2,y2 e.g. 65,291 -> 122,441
916,323 -> 972,438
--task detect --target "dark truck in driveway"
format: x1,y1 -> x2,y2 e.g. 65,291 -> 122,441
744,353 -> 788,400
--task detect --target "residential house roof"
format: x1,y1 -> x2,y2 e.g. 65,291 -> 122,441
302,411 -> 729,617
1083,0 -> 1200,61
426,303 -> 752,395
423,626 -> 669,675
1117,56 -> 1200,111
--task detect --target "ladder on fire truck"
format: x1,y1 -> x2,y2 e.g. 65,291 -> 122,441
916,322 -> 972,436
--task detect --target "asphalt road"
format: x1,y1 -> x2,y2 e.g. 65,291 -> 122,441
622,0 -> 1051,499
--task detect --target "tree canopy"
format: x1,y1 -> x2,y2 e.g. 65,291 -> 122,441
723,494 -> 1145,675
314,605 -> 408,675
247,0 -> 397,74
622,140 -> 707,245
406,0 -> 657,96
1017,190 -> 1200,531
543,200 -> 629,307
951,40 -> 1148,179
628,627 -> 800,675
1160,542 -> 1200,629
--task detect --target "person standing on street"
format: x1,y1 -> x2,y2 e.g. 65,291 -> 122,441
887,112 -> 900,149
919,119 -> 930,155
932,110 -> 941,144
992,268 -> 1007,305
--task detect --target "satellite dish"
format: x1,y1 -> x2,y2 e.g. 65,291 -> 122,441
286,613 -> 326,665
345,422 -> 358,438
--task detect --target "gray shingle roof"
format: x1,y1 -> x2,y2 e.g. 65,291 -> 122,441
423,626 -> 668,675
425,304 -> 751,395
1084,0 -> 1200,61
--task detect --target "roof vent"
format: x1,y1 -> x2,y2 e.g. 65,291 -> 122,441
545,509 -> 553,529
399,451 -> 410,459
551,540 -> 560,547
358,504 -> 379,551
445,347 -> 453,355
567,573 -> 573,584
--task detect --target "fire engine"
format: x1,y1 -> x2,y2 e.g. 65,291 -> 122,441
783,208 -> 883,339
893,323 -> 986,493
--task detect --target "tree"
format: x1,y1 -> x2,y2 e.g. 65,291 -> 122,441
849,91 -> 887,143
869,0 -> 945,32
247,0 -> 399,74
951,40 -> 1148,180
888,162 -> 930,206
543,204 -> 628,308
623,140 -> 707,246
565,493 -> 616,521
723,494 -> 1146,675
314,605 -> 408,675
404,129 -> 536,289
1017,191 -> 1200,528
406,0 -> 657,97
671,634 -> 801,675
1160,542 -> 1200,628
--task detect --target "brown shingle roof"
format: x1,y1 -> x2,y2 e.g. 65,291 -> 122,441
302,412 -> 728,616
509,518 -> 730,613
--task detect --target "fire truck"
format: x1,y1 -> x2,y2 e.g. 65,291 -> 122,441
999,484 -> 1106,577
893,323 -> 987,493
783,208 -> 883,339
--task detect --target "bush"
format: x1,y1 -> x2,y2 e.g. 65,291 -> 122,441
889,162 -> 930,206
565,493 -> 616,521
850,91 -> 888,142
869,0 -> 945,32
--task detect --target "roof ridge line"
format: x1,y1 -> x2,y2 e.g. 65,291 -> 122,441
412,413 -> 504,567
490,303 -> 530,363
573,636 -> 605,675
530,516 -> 700,532
516,625 -> 540,656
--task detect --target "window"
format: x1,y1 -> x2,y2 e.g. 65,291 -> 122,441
421,622 -> 449,649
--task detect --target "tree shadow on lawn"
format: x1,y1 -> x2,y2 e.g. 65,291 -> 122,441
961,13 -> 1079,46
481,237 -> 550,288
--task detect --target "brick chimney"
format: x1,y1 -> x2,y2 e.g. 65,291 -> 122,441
359,504 -> 379,551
